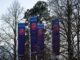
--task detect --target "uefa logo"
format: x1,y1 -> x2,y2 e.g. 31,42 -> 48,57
52,24 -> 59,32
19,28 -> 25,35
31,23 -> 37,30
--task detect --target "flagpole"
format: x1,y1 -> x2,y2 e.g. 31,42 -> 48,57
16,17 -> 18,60
36,55 -> 37,60
28,18 -> 31,60
30,30 -> 31,60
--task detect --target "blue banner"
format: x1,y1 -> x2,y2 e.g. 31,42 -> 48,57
18,23 -> 25,56
37,24 -> 44,54
30,16 -> 37,54
52,19 -> 60,55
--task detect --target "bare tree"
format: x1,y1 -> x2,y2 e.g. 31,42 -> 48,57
0,1 -> 23,60
48,0 -> 80,60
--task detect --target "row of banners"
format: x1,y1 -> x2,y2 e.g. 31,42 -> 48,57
18,16 -> 60,58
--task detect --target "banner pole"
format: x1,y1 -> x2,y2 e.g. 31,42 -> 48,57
36,55 -> 37,60
16,16 -> 18,60
30,29 -> 31,60
28,20 -> 31,60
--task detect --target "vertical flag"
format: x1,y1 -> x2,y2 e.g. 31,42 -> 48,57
30,16 -> 37,54
52,19 -> 60,55
18,23 -> 25,56
37,24 -> 44,55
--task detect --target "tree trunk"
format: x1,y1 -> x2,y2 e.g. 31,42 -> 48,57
67,0 -> 73,60
14,36 -> 16,60
14,15 -> 17,60
77,0 -> 80,60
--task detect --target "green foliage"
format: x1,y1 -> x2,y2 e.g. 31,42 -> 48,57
32,1 -> 48,16
24,1 -> 49,19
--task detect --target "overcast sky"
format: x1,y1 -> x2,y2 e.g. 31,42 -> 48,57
0,0 -> 47,17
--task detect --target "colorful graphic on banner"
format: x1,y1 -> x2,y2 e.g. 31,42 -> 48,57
18,23 -> 25,56
37,24 -> 44,54
30,16 -> 37,54
52,19 -> 60,55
